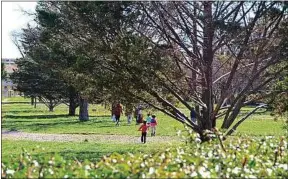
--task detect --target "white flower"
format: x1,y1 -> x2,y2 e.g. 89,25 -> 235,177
270,143 -> 274,148
227,168 -> 231,172
177,130 -> 181,136
190,165 -> 195,171
244,167 -> 250,173
127,161 -> 131,166
6,169 -> 15,175
48,168 -> 54,175
215,164 -> 220,172
160,153 -> 165,160
175,158 -> 181,163
140,163 -> 145,168
266,168 -> 272,176
198,167 -> 210,178
248,175 -> 257,178
48,160 -> 54,165
278,164 -> 288,170
64,174 -> 69,178
232,167 -> 240,174
190,171 -> 197,177
112,159 -> 117,163
33,160 -> 39,167
195,138 -> 201,143
85,165 -> 91,170
149,167 -> 155,175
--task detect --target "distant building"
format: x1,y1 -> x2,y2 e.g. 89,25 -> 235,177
2,58 -> 20,97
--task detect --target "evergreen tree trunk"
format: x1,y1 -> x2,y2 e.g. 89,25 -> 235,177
68,86 -> 78,116
79,97 -> 89,121
34,97 -> 37,108
31,97 -> 34,105
69,101 -> 77,116
49,99 -> 54,112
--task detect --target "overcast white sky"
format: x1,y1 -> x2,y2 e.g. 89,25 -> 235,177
1,2 -> 37,59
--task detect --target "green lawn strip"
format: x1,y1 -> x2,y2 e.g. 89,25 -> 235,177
2,140 -> 179,163
2,104 -> 184,136
216,116 -> 286,136
2,100 -> 286,136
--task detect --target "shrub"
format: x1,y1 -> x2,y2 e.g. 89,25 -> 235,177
2,136 -> 287,178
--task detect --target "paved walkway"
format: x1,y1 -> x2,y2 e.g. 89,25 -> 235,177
2,130 -> 179,144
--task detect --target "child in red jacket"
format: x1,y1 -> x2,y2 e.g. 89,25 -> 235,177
138,121 -> 149,143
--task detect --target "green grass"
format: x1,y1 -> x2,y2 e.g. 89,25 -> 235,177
2,140 -> 178,163
1,96 -> 287,163
2,98 -> 286,136
2,102 -> 184,136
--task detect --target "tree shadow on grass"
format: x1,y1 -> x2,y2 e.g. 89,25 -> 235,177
3,114 -> 111,120
3,109 -> 47,113
3,118 -> 116,132
2,121 -> 82,132
3,114 -> 72,119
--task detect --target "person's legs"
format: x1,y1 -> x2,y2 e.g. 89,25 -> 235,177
115,115 -> 120,126
141,132 -> 144,143
151,126 -> 155,136
143,132 -> 147,143
136,114 -> 140,124
128,114 -> 132,124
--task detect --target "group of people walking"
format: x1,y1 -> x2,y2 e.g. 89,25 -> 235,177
111,103 -> 158,144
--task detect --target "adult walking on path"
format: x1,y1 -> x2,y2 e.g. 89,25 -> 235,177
114,103 -> 123,126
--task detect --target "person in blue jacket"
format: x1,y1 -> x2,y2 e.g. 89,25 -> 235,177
190,107 -> 197,124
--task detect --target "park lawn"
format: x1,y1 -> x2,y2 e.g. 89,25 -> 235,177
2,103 -> 184,136
2,98 -> 286,136
2,139 -> 179,163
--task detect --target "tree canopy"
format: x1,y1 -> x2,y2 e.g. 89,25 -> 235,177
12,1 -> 288,141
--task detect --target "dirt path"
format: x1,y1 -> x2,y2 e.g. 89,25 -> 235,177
2,130 -> 179,144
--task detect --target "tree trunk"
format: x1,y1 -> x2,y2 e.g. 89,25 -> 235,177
49,99 -> 53,112
34,97 -> 37,108
69,102 -> 77,116
31,97 -> 34,105
79,97 -> 89,121
201,1 -> 214,130
68,86 -> 78,116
